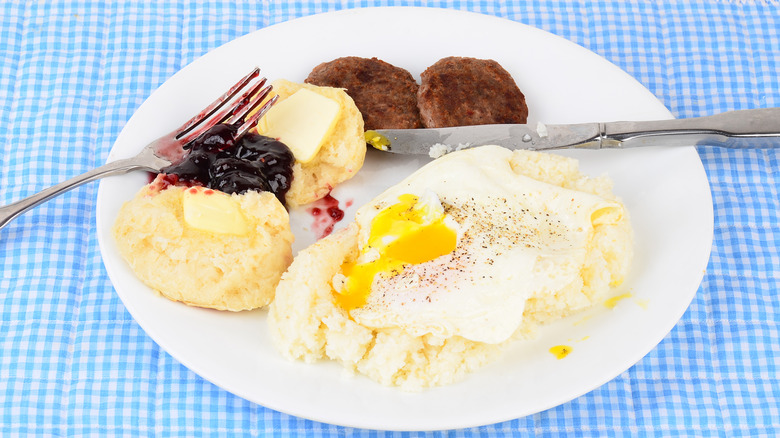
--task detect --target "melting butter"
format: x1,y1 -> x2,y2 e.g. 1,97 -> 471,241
182,187 -> 249,235
365,130 -> 391,151
259,88 -> 340,163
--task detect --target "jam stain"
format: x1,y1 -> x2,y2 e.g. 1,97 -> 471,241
161,124 -> 294,207
308,193 -> 348,239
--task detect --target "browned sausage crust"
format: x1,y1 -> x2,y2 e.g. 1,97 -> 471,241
418,57 -> 528,128
305,57 -> 423,130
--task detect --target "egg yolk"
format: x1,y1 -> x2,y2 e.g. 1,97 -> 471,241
334,193 -> 457,310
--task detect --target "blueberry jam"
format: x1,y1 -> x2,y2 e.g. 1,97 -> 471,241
161,124 -> 294,206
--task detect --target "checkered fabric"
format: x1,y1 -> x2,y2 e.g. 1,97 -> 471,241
1,1 -> 778,436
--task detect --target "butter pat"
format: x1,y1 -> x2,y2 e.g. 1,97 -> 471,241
261,88 -> 340,163
182,186 -> 249,235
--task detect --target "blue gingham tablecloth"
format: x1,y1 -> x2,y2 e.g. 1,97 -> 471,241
1,1 -> 778,436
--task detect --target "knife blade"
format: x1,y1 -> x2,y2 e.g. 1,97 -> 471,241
370,107 -> 780,155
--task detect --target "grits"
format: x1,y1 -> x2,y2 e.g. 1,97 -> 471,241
269,147 -> 633,390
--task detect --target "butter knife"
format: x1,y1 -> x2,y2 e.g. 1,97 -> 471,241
369,107 -> 780,155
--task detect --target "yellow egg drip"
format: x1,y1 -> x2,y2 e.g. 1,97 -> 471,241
333,194 -> 457,310
549,345 -> 572,359
604,292 -> 633,309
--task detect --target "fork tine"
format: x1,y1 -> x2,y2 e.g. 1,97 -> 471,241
236,94 -> 279,139
223,78 -> 276,127
174,67 -> 260,140
175,74 -> 269,145
178,78 -> 278,146
221,77 -> 270,125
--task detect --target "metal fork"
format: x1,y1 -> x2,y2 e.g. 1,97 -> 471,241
0,67 -> 278,231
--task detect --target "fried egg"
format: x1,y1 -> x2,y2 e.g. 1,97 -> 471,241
332,145 -> 626,344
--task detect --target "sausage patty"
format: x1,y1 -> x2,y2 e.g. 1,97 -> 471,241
417,57 -> 528,128
305,57 -> 423,130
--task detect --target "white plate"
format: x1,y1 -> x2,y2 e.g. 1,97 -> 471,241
96,7 -> 713,431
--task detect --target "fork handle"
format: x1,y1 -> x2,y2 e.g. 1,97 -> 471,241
0,157 -> 156,231
602,108 -> 780,148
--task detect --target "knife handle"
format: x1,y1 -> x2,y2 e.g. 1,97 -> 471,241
602,107 -> 780,149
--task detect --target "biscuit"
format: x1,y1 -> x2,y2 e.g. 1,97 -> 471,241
258,80 -> 366,207
113,183 -> 294,311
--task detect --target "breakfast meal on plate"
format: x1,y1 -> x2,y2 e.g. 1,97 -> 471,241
418,56 -> 529,127
268,145 -> 633,389
256,79 -> 366,207
113,80 -> 365,310
113,58 -> 625,385
305,56 -> 424,130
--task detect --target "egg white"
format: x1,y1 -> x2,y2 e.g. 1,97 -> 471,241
349,145 -> 625,344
